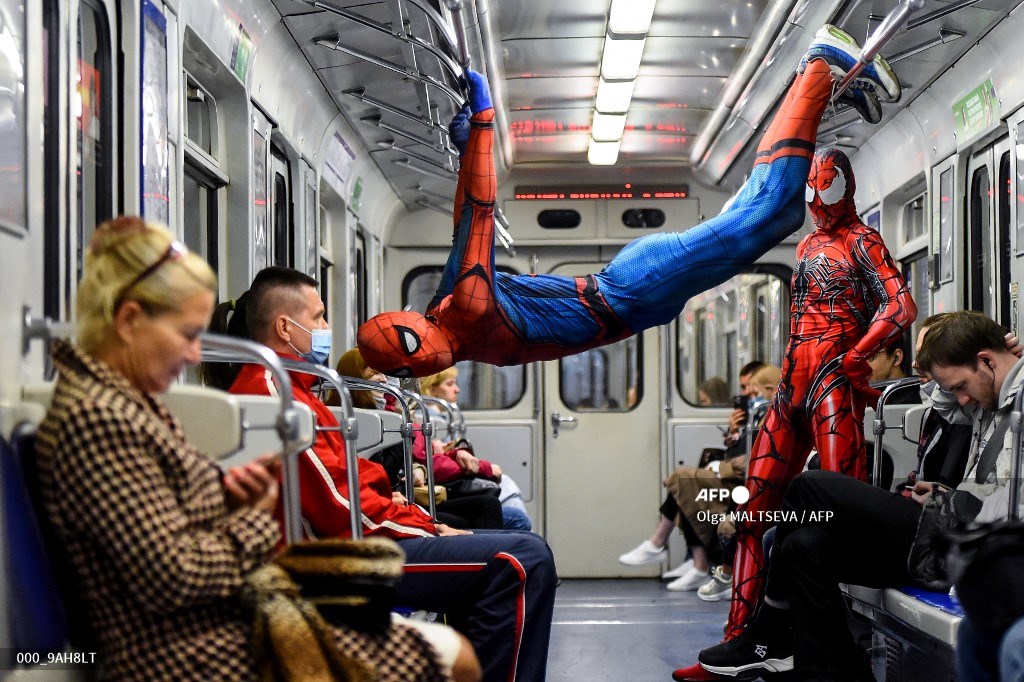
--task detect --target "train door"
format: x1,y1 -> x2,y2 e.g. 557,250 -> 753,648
965,138 -> 1012,327
542,261 -> 661,577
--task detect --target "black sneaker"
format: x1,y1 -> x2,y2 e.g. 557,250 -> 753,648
697,625 -> 794,676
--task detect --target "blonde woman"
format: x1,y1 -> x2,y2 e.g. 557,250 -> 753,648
34,217 -> 474,681
420,367 -> 533,531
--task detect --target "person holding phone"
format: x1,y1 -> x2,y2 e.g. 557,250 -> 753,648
32,218 -> 467,681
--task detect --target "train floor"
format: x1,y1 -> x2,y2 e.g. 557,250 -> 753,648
547,578 -> 727,681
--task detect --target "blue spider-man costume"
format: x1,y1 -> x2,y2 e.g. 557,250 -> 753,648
358,29 -> 899,379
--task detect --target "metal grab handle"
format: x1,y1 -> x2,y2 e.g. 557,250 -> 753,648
832,0 -> 925,101
201,334 -> 306,545
339,376 -> 419,506
550,412 -> 578,438
276,360 -> 364,539
401,390 -> 439,520
872,376 -> 925,490
443,0 -> 471,67
421,396 -> 456,440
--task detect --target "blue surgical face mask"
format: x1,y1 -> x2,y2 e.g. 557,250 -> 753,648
287,318 -> 332,365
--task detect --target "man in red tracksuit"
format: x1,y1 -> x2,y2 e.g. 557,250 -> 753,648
227,266 -> 557,682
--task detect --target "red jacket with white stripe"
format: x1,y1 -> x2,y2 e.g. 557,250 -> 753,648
229,359 -> 437,540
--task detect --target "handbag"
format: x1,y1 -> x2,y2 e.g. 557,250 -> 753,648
906,486 -> 982,590
272,537 -> 405,631
445,476 -> 501,498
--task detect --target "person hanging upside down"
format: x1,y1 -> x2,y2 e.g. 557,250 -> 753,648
357,25 -> 902,379
672,27 -> 918,682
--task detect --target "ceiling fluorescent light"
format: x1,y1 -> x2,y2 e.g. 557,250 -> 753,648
592,112 -> 627,141
609,0 -> 656,34
596,78 -> 636,113
601,34 -> 646,80
588,139 -> 621,165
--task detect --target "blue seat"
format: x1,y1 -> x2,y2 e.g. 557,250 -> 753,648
1,425 -> 69,661
896,585 -> 965,617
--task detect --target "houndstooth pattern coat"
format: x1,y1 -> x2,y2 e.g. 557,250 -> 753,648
35,341 -> 449,681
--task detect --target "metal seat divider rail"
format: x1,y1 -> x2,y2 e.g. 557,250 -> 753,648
420,396 -> 455,441
277,360 -> 365,540
200,334 -> 307,545
872,376 -> 925,489
450,402 -> 467,440
338,377 -> 422,514
401,390 -> 439,520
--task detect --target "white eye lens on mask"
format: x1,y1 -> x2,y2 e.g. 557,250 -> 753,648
816,168 -> 847,206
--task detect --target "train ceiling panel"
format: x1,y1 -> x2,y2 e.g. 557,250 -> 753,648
273,0 -> 1023,201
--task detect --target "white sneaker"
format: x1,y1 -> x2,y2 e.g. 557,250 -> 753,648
618,540 -> 667,566
698,565 -> 733,602
662,559 -> 694,580
666,566 -> 711,591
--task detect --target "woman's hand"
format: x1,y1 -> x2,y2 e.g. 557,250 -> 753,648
436,523 -> 472,536
392,491 -> 409,507
223,454 -> 280,513
454,449 -> 480,474
491,463 -> 502,479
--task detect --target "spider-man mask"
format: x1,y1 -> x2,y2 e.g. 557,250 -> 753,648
357,311 -> 454,378
806,148 -> 858,232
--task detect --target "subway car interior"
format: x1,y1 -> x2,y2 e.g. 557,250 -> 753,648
2,0 -> 1024,679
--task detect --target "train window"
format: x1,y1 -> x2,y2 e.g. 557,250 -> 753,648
182,73 -> 227,276
271,148 -> 292,268
998,151 -> 1011,327
182,172 -> 218,273
43,0 -> 61,317
77,0 -> 114,278
354,229 -> 368,328
560,337 -> 641,411
937,168 -> 954,283
403,266 -> 526,410
903,195 -> 926,241
184,75 -> 216,158
537,209 -> 581,229
967,164 -> 992,316
622,209 -> 666,229
320,257 -> 332,313
675,271 -> 789,405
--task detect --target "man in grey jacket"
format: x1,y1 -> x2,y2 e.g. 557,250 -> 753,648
692,310 -> 1024,681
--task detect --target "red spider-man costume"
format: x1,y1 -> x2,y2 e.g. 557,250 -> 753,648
723,147 -> 918,643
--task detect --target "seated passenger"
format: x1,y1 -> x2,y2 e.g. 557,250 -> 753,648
34,218 -> 473,681
419,367 -> 533,531
335,348 -> 504,531
698,377 -> 731,408
618,365 -> 778,592
692,311 -> 1024,681
225,266 -> 557,682
866,336 -> 907,382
